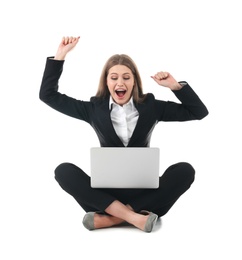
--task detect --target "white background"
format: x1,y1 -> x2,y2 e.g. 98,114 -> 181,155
1,0 -> 241,259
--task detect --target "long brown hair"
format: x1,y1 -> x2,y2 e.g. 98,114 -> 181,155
95,54 -> 146,103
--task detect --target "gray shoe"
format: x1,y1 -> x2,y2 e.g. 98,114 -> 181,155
82,212 -> 95,230
140,210 -> 158,233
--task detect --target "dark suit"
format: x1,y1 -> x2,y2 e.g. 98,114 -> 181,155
39,57 -> 208,216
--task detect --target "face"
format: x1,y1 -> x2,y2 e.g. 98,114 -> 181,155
107,65 -> 134,106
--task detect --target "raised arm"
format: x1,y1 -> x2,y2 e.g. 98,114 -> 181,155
151,71 -> 209,120
39,36 -> 92,122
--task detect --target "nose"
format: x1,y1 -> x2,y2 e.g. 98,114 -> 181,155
117,78 -> 124,86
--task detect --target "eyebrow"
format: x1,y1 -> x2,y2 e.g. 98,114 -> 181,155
110,72 -> 131,75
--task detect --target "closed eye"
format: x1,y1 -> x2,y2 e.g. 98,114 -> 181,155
111,77 -> 130,80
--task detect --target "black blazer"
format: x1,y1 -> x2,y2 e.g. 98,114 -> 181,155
39,58 -> 209,147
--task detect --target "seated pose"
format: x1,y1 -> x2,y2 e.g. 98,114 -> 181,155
39,36 -> 208,232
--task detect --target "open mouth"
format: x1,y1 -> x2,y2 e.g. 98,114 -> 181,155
115,89 -> 127,98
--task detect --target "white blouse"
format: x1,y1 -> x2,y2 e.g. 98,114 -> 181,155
109,97 -> 139,146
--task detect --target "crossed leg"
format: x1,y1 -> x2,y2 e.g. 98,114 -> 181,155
93,201 -> 149,231
55,162 -> 194,232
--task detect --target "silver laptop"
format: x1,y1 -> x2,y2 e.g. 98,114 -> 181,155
90,147 -> 160,188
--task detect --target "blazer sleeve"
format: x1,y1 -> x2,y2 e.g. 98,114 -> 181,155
39,57 -> 92,123
154,83 -> 209,121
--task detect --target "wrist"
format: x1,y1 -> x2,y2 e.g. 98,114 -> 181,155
170,83 -> 182,91
171,81 -> 188,91
54,55 -> 66,60
54,51 -> 67,61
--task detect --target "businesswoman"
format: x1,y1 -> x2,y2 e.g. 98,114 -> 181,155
39,36 -> 208,232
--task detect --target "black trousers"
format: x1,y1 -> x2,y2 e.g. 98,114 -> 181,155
54,162 -> 195,217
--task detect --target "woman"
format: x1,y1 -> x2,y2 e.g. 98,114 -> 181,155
39,36 -> 208,232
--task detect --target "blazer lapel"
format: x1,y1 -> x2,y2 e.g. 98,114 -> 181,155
98,98 -> 125,147
127,100 -> 156,147
127,102 -> 144,146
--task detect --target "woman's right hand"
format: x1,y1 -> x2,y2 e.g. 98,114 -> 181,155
54,36 -> 80,60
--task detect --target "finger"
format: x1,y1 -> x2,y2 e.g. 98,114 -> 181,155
72,37 -> 78,43
75,36 -> 81,41
151,76 -> 161,84
157,72 -> 169,80
154,73 -> 163,81
151,75 -> 161,81
68,36 -> 80,44
64,37 -> 69,45
163,72 -> 169,78
61,37 -> 66,44
73,36 -> 81,46
61,37 -> 69,45
157,72 -> 167,78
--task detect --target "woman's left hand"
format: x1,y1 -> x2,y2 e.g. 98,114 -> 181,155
151,71 -> 182,91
